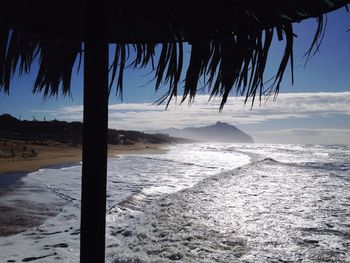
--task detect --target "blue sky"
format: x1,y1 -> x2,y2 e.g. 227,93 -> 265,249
0,8 -> 350,144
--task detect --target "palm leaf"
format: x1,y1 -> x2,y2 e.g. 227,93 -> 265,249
0,1 -> 348,109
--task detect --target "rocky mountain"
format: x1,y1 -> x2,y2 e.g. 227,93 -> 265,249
153,122 -> 254,143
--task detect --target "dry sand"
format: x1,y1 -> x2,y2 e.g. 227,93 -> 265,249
0,139 -> 168,176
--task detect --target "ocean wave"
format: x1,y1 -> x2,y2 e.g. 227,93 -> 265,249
1,143 -> 349,262
143,156 -> 219,170
107,151 -> 350,262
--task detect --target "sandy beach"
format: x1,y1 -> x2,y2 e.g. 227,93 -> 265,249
0,139 -> 168,237
0,139 -> 167,176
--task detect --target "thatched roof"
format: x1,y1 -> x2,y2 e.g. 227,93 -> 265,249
0,0 -> 349,108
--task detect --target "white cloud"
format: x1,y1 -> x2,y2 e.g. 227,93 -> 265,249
33,92 -> 350,132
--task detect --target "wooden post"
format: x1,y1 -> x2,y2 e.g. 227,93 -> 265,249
80,1 -> 108,262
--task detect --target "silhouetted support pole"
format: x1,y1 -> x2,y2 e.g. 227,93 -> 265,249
80,2 -> 108,262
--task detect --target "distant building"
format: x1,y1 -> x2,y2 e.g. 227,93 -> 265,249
117,134 -> 125,145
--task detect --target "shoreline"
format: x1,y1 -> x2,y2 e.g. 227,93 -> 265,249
0,140 -> 169,176
0,141 -> 170,237
0,171 -> 27,196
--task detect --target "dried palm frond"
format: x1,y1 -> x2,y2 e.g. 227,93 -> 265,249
0,0 -> 348,108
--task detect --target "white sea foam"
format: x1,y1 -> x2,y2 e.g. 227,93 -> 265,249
0,143 -> 349,262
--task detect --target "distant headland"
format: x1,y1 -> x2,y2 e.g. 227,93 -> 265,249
149,121 -> 254,143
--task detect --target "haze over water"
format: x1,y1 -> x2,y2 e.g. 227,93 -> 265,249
0,143 -> 349,262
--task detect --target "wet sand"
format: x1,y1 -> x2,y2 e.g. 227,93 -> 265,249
0,139 -> 168,237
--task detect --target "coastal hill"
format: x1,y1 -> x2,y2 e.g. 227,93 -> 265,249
151,122 -> 254,143
0,114 -> 187,176
0,114 -> 184,145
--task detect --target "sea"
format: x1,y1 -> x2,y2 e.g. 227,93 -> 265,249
0,143 -> 349,262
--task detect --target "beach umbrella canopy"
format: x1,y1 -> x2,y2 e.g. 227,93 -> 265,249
1,1 -> 349,106
0,1 -> 348,262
